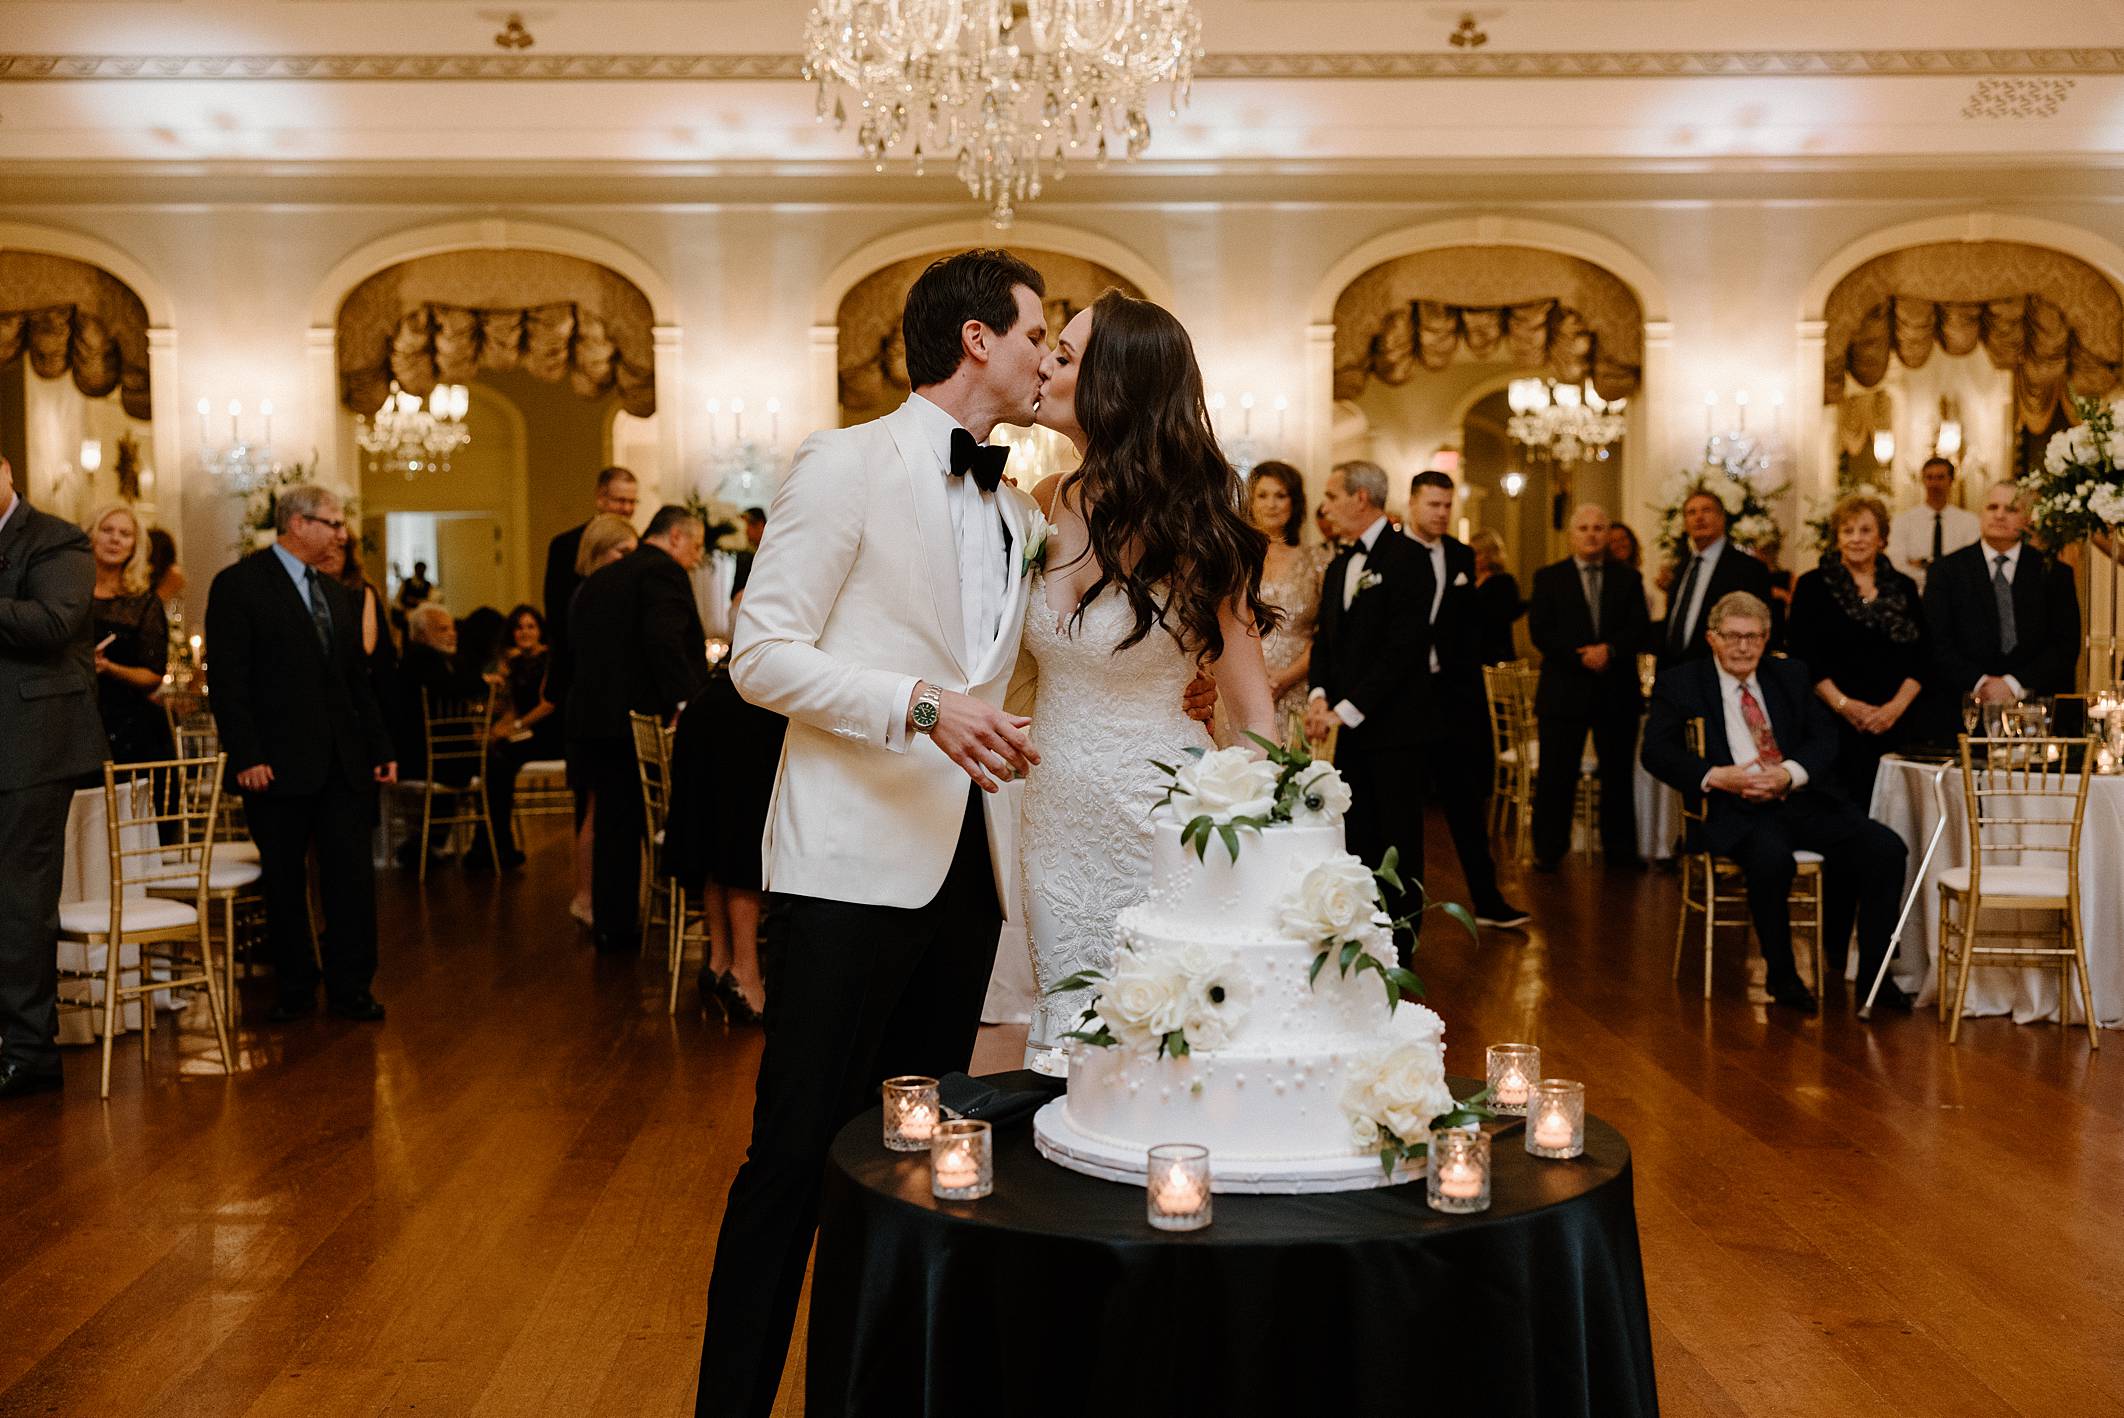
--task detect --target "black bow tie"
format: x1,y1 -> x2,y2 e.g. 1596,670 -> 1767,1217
949,427 -> 1010,493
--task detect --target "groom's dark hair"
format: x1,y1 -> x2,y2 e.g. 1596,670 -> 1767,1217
902,249 -> 1046,390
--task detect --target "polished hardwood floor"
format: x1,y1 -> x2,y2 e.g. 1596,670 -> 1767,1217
2,813 -> 2118,1417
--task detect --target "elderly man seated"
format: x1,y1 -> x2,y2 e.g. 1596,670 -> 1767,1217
1641,590 -> 1910,1016
395,602 -> 489,780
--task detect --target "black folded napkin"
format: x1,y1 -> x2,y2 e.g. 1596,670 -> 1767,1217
938,1071 -> 1055,1129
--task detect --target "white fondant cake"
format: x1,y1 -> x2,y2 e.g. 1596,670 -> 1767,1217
1034,813 -> 1450,1194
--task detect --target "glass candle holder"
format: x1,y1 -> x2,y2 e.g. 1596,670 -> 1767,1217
1426,1127 -> 1491,1214
1486,1043 -> 1540,1115
929,1119 -> 993,1200
1525,1079 -> 1586,1159
881,1075 -> 940,1152
1145,1143 -> 1213,1231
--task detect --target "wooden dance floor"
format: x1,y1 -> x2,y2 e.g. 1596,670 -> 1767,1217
1,816 -> 2118,1417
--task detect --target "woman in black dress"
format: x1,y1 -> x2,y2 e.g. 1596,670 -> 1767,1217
1786,493 -> 1927,808
481,604 -> 561,869
86,503 -> 174,766
1469,529 -> 1525,665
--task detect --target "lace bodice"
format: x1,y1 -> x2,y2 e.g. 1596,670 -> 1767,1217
1019,571 -> 1211,1057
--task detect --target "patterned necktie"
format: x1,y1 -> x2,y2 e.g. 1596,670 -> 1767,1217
1581,562 -> 1602,637
303,567 -> 334,652
1992,552 -> 2018,655
1667,555 -> 1701,649
1737,682 -> 1783,767
1932,511 -> 1944,564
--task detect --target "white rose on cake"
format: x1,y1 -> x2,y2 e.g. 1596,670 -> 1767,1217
1180,964 -> 1252,1050
1168,745 -> 1279,823
1096,950 -> 1191,1048
1287,761 -> 1353,824
1278,852 -> 1385,944
1342,1041 -> 1456,1150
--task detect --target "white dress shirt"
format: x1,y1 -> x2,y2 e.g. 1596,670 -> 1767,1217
1406,529 -> 1448,673
1672,536 -> 1726,647
1886,501 -> 1979,586
269,539 -> 329,617
1976,539 -> 2028,700
1709,663 -> 1809,792
1315,516 -> 1390,729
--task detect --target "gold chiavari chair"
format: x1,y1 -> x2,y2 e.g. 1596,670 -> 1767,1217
1671,719 -> 1826,1001
629,711 -> 689,1007
1938,734 -> 2097,1047
1482,661 -> 1529,839
404,685 -> 500,882
57,757 -> 235,1098
152,724 -> 266,1032
512,756 -> 574,840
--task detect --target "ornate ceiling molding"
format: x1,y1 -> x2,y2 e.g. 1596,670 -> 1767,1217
2,49 -> 2122,82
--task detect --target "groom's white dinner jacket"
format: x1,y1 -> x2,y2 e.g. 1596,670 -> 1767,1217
731,396 -> 1041,910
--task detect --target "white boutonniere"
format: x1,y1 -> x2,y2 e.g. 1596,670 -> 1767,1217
1353,569 -> 1384,598
1019,509 -> 1052,580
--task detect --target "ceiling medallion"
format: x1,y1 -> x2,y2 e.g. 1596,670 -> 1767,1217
802,0 -> 1204,228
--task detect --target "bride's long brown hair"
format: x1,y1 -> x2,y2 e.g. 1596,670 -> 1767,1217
1058,290 -> 1278,664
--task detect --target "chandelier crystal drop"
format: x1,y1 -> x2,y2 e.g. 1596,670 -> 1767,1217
356,381 -> 472,480
803,0 -> 1203,227
1506,377 -> 1627,467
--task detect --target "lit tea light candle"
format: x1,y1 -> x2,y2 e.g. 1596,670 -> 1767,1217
1486,1043 -> 1540,1116
933,1142 -> 978,1190
880,1075 -> 940,1152
1426,1127 -> 1490,1213
1145,1142 -> 1212,1231
1437,1160 -> 1482,1200
929,1119 -> 993,1200
1525,1079 -> 1586,1159
1532,1108 -> 1572,1151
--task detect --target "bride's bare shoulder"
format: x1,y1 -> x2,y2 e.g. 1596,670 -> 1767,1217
1031,474 -> 1067,517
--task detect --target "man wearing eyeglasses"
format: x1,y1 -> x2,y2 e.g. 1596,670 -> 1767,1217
1642,590 -> 1909,1016
206,484 -> 397,1024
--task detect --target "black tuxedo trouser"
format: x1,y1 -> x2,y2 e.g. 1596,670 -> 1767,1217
1718,790 -> 1906,991
1424,673 -> 1503,912
576,738 -> 647,949
696,787 -> 1001,1418
245,777 -> 379,1006
1532,707 -> 1641,864
1336,736 -> 1425,954
0,780 -> 75,1072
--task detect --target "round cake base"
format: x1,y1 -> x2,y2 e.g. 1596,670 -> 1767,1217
1032,1098 -> 1416,1195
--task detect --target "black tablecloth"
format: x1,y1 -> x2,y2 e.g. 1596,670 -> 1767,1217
809,1071 -> 1658,1418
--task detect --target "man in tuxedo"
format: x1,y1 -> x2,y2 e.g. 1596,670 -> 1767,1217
1923,479 -> 2081,732
1886,456 -> 1979,590
1657,488 -> 1777,667
565,504 -> 710,954
1306,462 -> 1434,945
0,458 -> 107,1098
541,464 -> 638,647
1642,590 -> 1910,1014
1527,502 -> 1650,869
205,485 -> 397,1023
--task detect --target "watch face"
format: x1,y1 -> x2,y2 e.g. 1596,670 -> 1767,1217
913,699 -> 940,729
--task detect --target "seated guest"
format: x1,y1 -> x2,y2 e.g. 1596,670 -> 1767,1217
1527,502 -> 1649,869
1786,494 -> 1926,807
84,503 -> 174,767
1642,590 -> 1910,1015
1606,520 -> 1643,574
1656,488 -> 1777,668
1246,461 -> 1329,728
1922,479 -> 2081,732
481,604 -> 561,870
1469,529 -> 1525,666
1886,455 -> 1980,590
396,602 -> 488,781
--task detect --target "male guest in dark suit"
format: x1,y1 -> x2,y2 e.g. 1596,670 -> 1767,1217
1922,478 -> 2082,734
1642,590 -> 1910,1014
205,485 -> 397,1023
1527,501 -> 1650,869
0,458 -> 108,1098
1657,487 -> 1778,667
566,504 -> 709,953
541,464 -> 639,649
1308,461 -> 1428,939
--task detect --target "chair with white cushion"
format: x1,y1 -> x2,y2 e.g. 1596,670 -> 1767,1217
1937,735 -> 2097,1047
512,757 -> 574,840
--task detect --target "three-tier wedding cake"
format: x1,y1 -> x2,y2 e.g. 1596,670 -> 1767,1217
1033,744 -> 1461,1194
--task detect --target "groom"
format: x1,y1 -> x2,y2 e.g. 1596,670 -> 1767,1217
697,249 -> 1052,1417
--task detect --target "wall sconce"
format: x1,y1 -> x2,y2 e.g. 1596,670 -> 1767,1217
1933,397 -> 1963,460
78,440 -> 103,474
1501,470 -> 1527,499
1872,428 -> 1897,467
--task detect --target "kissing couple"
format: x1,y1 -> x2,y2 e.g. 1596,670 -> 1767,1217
695,248 -> 1282,1417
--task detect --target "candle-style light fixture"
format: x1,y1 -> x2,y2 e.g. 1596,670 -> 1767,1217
705,394 -> 788,509
356,381 -> 470,480
1703,387 -> 1783,480
196,396 -> 281,490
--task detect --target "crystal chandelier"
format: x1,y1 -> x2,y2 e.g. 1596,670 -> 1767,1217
356,381 -> 471,480
1507,377 -> 1627,466
802,0 -> 1204,227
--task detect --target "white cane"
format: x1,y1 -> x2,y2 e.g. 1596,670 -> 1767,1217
1859,762 -> 1953,1020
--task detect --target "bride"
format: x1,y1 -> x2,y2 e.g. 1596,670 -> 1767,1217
1017,290 -> 1280,1066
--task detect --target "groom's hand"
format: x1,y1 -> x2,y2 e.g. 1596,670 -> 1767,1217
929,687 -> 1039,793
1182,671 -> 1217,724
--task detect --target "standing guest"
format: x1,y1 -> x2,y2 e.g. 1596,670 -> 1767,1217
1643,591 -> 1910,1014
1468,528 -> 1525,666
1656,488 -> 1777,667
542,465 -> 639,649
396,559 -> 434,613
84,503 -> 174,766
481,604 -> 560,870
566,505 -> 709,954
1401,470 -> 1527,930
321,534 -> 398,707
1526,502 -> 1649,870
1247,461 -> 1329,730
146,526 -> 185,605
1607,520 -> 1644,573
547,512 -> 639,927
1886,455 -> 1979,589
0,457 -> 105,1097
666,670 -> 783,1021
1922,479 -> 2082,726
1786,494 -> 1927,808
205,485 -> 396,1024
1314,498 -> 1346,551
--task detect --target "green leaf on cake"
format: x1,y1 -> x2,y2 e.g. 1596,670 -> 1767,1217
1384,966 -> 1425,1005
1434,900 -> 1479,943
1374,846 -> 1405,895
1216,822 -> 1241,863
1308,948 -> 1329,989
1338,938 -> 1364,976
1160,1029 -> 1191,1059
1046,970 -> 1108,995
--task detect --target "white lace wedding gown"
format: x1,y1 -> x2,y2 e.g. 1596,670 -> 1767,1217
1020,569 -> 1213,1065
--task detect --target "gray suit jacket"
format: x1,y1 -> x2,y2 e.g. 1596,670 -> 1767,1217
0,495 -> 107,790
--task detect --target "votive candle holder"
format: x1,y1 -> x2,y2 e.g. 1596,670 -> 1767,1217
1525,1079 -> 1586,1159
1486,1043 -> 1540,1115
1146,1143 -> 1213,1231
1427,1127 -> 1490,1214
881,1075 -> 940,1152
929,1119 -> 993,1200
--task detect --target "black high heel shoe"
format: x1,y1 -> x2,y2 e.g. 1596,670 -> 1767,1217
715,972 -> 766,1026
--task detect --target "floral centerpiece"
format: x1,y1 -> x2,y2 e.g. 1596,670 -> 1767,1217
2024,394 -> 2124,547
1651,463 -> 1785,564
1151,732 -> 1354,863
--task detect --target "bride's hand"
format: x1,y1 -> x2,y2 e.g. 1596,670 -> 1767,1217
1181,670 -> 1218,725
930,688 -> 1040,793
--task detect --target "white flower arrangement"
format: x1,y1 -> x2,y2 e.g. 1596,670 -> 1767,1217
1019,508 -> 1052,580
1651,463 -> 1787,564
2024,395 -> 2124,547
1151,732 -> 1352,861
1052,940 -> 1251,1059
1275,846 -> 1470,1012
1342,1037 -> 1494,1176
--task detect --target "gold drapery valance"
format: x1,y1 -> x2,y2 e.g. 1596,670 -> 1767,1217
837,250 -> 1143,424
338,249 -> 656,418
1823,241 -> 2122,433
0,252 -> 152,420
1332,246 -> 1643,403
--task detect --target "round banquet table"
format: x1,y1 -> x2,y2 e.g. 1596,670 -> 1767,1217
808,1072 -> 1658,1418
